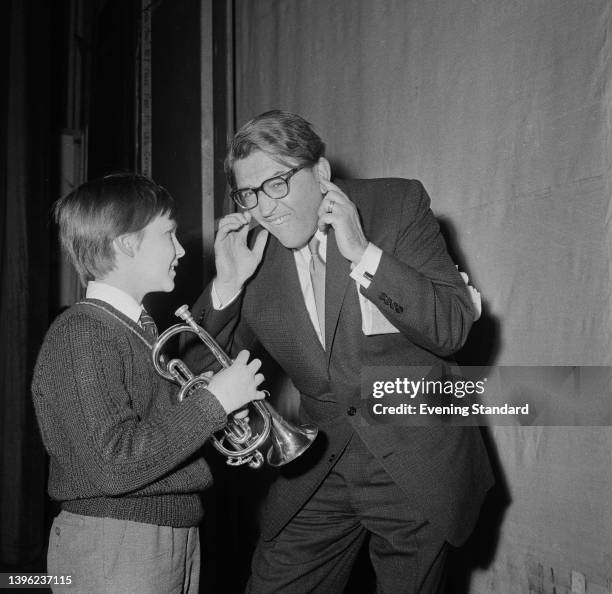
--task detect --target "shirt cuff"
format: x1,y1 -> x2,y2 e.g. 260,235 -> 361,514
211,281 -> 242,310
349,243 -> 382,288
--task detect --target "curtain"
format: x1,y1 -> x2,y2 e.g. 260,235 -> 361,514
0,0 -> 57,568
232,1 -> 612,591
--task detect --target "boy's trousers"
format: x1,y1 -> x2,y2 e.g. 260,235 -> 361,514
47,511 -> 200,593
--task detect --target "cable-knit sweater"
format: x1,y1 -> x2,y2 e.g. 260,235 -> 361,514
31,299 -> 228,527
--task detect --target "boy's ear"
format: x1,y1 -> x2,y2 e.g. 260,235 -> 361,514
315,157 -> 331,184
113,233 -> 137,258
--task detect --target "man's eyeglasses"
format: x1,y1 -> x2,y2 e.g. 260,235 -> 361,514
230,165 -> 307,210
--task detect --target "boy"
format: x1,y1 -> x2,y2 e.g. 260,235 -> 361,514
32,173 -> 264,593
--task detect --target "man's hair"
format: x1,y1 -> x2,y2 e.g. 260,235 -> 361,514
53,173 -> 176,286
225,110 -> 326,187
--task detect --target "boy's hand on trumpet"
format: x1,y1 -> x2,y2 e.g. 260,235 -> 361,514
206,350 -> 266,414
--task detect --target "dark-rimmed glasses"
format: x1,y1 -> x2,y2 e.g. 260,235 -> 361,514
230,165 -> 307,210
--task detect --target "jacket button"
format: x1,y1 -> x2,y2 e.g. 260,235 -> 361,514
347,406 -> 357,416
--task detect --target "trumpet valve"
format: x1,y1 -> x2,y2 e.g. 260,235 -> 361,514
224,419 -> 252,445
167,359 -> 195,385
247,451 -> 265,469
226,451 -> 264,469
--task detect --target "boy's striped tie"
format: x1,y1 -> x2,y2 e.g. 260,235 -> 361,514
139,309 -> 158,340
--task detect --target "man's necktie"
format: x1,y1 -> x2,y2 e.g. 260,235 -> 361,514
139,309 -> 158,340
308,236 -> 326,347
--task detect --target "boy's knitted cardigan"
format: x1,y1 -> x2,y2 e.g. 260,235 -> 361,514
32,299 -> 227,527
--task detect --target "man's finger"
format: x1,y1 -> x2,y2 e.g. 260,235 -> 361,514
317,212 -> 334,231
320,178 -> 347,198
217,213 -> 250,232
219,212 -> 249,225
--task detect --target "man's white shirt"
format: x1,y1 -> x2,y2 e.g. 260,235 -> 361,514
212,232 -> 400,345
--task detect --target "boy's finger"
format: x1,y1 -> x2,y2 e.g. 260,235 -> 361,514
248,358 -> 262,372
234,350 -> 250,364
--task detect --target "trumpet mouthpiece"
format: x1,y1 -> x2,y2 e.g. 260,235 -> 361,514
175,305 -> 192,322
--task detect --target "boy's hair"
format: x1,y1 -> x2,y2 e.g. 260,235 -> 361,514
53,173 -> 176,286
225,110 -> 326,187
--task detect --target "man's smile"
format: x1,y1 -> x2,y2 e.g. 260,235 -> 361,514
265,213 -> 291,226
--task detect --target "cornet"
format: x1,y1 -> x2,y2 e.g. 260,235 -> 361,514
152,305 -> 318,469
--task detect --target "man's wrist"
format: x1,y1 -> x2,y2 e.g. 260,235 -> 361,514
212,279 -> 243,310
349,241 -> 368,266
350,242 -> 382,288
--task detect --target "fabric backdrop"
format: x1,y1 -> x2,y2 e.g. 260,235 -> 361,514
232,1 -> 612,591
1,0 -> 55,567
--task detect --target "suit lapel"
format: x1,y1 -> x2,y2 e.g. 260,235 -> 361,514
253,232 -> 352,367
324,228 -> 352,363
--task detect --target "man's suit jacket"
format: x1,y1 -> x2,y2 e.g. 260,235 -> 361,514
188,178 -> 493,547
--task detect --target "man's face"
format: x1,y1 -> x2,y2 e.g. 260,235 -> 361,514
233,150 -> 324,249
131,212 -> 185,298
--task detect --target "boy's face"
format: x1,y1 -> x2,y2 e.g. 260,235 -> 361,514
130,212 -> 185,299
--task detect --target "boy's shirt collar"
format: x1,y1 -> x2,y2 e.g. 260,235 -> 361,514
86,281 -> 143,323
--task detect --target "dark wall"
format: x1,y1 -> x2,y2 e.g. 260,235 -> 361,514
148,10 -> 262,590
148,0 -> 205,329
88,0 -> 138,178
1,0 -> 66,569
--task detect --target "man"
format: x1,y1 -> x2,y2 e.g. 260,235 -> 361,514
187,110 -> 493,593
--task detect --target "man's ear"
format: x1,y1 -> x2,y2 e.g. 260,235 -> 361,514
315,157 -> 331,184
113,233 -> 137,258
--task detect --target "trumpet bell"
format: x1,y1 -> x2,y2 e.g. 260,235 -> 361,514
151,305 -> 318,469
268,424 -> 318,467
265,404 -> 318,467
